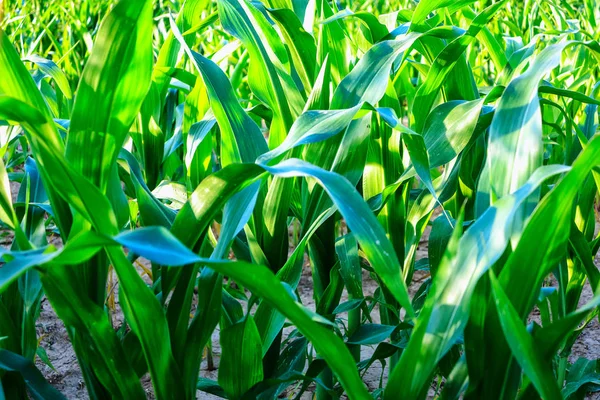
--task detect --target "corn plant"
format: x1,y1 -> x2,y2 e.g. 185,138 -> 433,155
0,0 -> 600,399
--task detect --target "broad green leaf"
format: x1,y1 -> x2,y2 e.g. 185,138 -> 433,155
428,215 -> 456,276
483,42 -> 570,228
316,0 -> 350,85
176,182 -> 259,394
40,268 -> 147,399
0,155 -> 18,230
119,150 -> 176,228
130,84 -> 164,190
3,212 -> 370,398
66,0 -> 153,192
1,27 -> 184,398
534,295 -> 600,361
322,9 -> 389,43
539,84 -> 600,106
422,100 -> 486,168
213,260 -> 370,398
411,0 -> 478,26
257,104 -> 363,163
500,136 -> 600,318
304,55 -> 331,111
184,115 -> 215,189
24,55 -> 72,100
0,30 -> 72,237
153,0 -> 209,95
218,316 -> 264,399
0,350 -> 66,400
331,33 -> 421,109
218,0 -> 303,145
347,324 -> 395,345
0,96 -> 117,234
332,299 -> 364,314
477,136 -> 600,397
171,19 -> 269,165
411,1 -> 505,131
395,123 -> 436,198
254,207 -> 335,354
489,273 -> 562,400
171,164 -> 265,253
386,164 -> 569,398
53,8 -> 160,388
562,358 -> 600,398
114,228 -> 205,266
267,7 -> 317,92
262,159 -> 415,317
335,234 -> 362,300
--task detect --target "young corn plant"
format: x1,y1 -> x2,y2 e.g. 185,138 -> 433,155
1,0 -> 600,399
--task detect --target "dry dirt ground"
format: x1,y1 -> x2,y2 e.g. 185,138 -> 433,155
21,224 -> 600,399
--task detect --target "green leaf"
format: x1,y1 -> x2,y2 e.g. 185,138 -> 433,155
153,0 -> 209,95
0,155 -> 18,230
262,159 -> 415,317
347,324 -> 395,345
422,100 -> 486,168
171,19 -> 269,165
258,104 -> 363,163
322,9 -> 389,43
218,316 -> 264,399
331,34 -> 421,109
254,208 -> 336,355
332,299 -> 364,314
24,55 -> 72,100
0,349 -> 66,400
217,0 -> 303,145
40,266 -> 147,399
35,347 -> 55,372
335,234 -> 362,300
411,0 -> 478,26
411,1 -> 505,130
114,227 -> 205,266
476,136 -> 600,397
119,150 -> 176,228
386,164 -> 569,398
500,135 -> 600,315
489,272 -> 562,400
562,358 -> 600,398
0,33 -> 72,237
267,7 -> 317,92
66,0 -> 153,191
206,258 -> 370,398
482,42 -> 571,226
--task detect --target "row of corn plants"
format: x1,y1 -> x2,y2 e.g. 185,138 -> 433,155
1,0 -> 600,398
